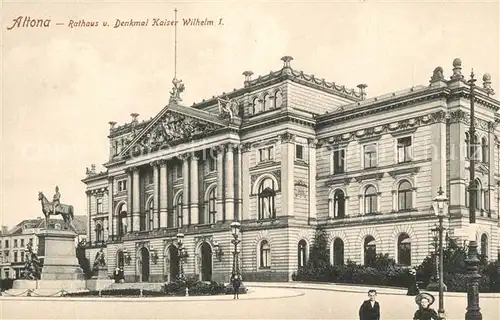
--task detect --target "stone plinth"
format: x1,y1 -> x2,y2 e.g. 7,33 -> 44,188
37,229 -> 84,281
87,266 -> 114,291
92,266 -> 109,280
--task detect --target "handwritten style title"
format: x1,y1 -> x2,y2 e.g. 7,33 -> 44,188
6,16 -> 225,30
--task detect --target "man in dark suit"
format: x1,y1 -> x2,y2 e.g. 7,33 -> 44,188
359,289 -> 380,320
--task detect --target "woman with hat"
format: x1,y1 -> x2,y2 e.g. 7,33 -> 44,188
413,292 -> 439,320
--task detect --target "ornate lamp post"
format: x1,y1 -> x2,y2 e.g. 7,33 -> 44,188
231,222 -> 241,278
431,187 -> 448,320
465,70 -> 482,320
176,233 -> 188,281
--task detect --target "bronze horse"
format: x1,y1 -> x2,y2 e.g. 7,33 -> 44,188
38,191 -> 77,233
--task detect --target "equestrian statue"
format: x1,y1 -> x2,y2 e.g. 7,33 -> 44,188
38,186 -> 77,233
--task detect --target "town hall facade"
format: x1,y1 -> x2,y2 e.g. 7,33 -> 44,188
82,56 -> 500,282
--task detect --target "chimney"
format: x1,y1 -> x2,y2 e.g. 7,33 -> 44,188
130,113 -> 139,124
243,71 -> 254,87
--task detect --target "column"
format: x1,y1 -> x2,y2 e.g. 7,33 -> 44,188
216,146 -> 225,222
107,177 -> 114,240
126,168 -> 133,233
159,160 -> 168,228
132,167 -> 140,231
488,124 -> 496,217
236,146 -> 242,221
280,132 -> 295,217
241,143 -> 251,221
225,144 -> 235,221
308,139 -> 317,221
430,114 -> 447,197
449,119 -> 466,207
152,162 -> 160,229
181,154 -> 190,226
86,191 -> 91,243
190,154 -> 200,224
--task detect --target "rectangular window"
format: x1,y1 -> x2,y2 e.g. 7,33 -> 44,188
363,144 -> 377,168
148,171 -> 154,184
21,251 -> 25,262
97,198 -> 103,214
14,251 -> 18,263
14,240 -> 18,248
20,239 -> 24,247
5,240 -> 9,248
397,137 -> 413,163
259,146 -> 274,162
332,149 -> 346,174
208,156 -> 216,172
177,164 -> 183,178
295,144 -> 304,160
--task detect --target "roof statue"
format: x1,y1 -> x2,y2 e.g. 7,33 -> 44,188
430,66 -> 445,83
37,186 -> 77,233
169,77 -> 185,103
483,73 -> 495,96
217,96 -> 240,121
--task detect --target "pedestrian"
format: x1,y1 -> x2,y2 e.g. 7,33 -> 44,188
413,293 -> 439,320
358,289 -> 380,320
406,268 -> 420,296
231,273 -> 241,300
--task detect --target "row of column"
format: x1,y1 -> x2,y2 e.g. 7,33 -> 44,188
108,144 -> 240,235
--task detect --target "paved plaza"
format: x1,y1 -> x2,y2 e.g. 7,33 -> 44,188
0,283 -> 499,320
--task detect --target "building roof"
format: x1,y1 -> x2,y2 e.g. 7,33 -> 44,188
7,215 -> 87,236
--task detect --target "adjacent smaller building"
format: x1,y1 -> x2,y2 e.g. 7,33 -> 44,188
0,216 -> 87,279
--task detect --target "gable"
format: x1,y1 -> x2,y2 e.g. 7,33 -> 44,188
118,104 -> 228,158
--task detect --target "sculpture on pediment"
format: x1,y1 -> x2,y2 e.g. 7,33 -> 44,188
169,77 -> 185,103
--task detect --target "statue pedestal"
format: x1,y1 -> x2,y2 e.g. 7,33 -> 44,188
5,229 -> 88,297
92,266 -> 109,280
38,229 -> 85,280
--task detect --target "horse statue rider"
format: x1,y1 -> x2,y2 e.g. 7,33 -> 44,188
38,186 -> 77,233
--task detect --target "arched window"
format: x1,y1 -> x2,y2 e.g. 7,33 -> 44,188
118,203 -> 128,237
398,180 -> 413,211
476,179 -> 482,210
465,132 -> 470,158
95,223 -> 103,243
258,178 -> 276,220
330,190 -> 346,218
259,240 -> 271,269
481,137 -> 488,163
253,97 -> 262,114
473,134 -> 480,160
275,90 -> 283,109
364,185 -> 378,214
480,233 -> 488,258
364,236 -> 376,266
175,192 -> 183,227
208,187 -> 217,224
297,240 -> 307,268
397,233 -> 411,266
262,93 -> 271,111
148,199 -> 154,231
333,238 -> 344,266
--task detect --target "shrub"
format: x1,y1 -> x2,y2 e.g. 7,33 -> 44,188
163,278 -> 226,296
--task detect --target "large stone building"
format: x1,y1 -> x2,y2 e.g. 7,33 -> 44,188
82,56 -> 500,282
0,216 -> 87,279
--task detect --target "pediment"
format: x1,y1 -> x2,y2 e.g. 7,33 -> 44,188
118,104 -> 227,158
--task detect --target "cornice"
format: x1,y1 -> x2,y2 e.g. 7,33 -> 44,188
318,111 -> 445,146
317,87 -> 448,127
241,111 -> 315,133
447,87 -> 500,112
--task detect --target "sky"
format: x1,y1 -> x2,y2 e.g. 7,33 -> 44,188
1,0 -> 499,229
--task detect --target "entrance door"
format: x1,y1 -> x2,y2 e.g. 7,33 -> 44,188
140,247 -> 150,282
169,245 -> 179,281
201,242 -> 212,281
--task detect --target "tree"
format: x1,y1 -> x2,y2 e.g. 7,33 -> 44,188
307,226 -> 329,269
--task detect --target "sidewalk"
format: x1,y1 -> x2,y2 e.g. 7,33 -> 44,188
246,281 -> 500,299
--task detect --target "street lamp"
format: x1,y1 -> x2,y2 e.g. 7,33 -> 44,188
176,233 -> 187,281
230,221 -> 241,278
432,186 -> 448,320
465,69 -> 482,320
